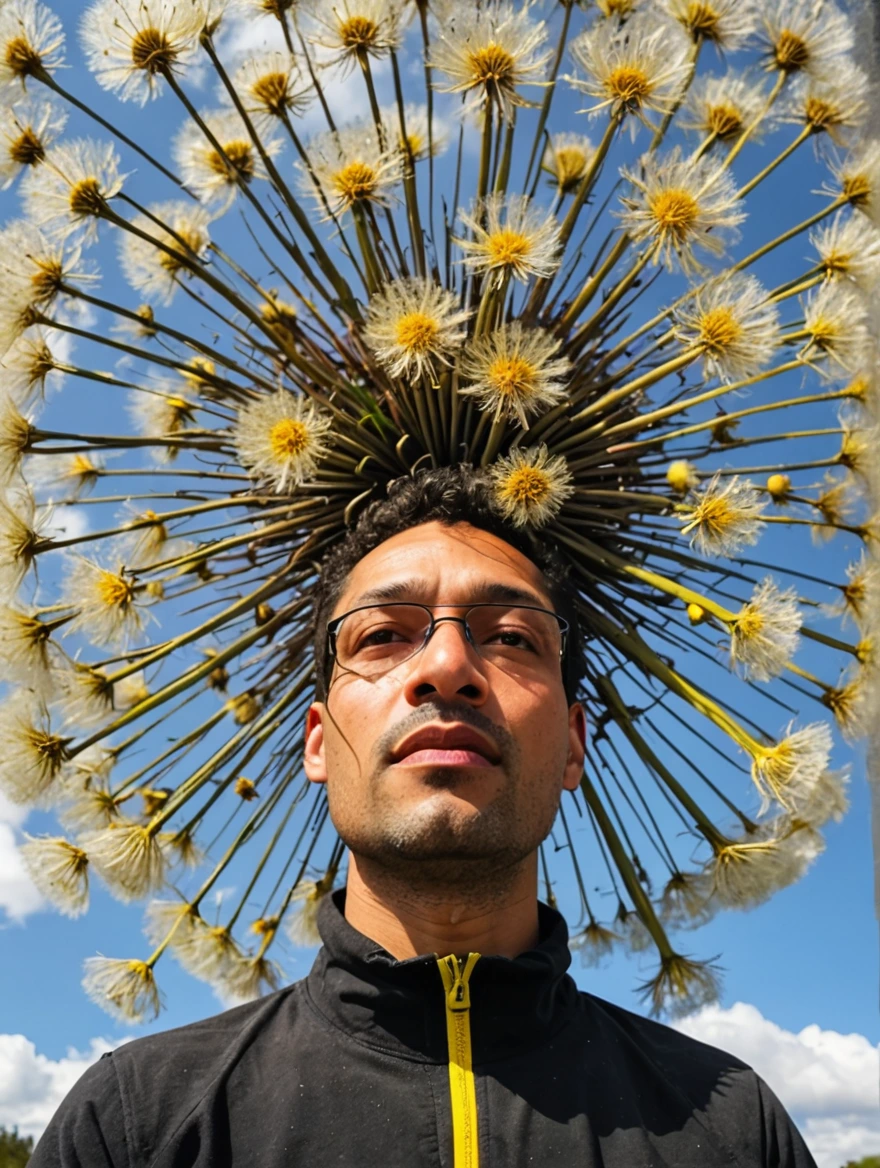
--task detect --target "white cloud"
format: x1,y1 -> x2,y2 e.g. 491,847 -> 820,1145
675,1002 -> 880,1168
0,796 -> 43,924
0,1034 -> 129,1142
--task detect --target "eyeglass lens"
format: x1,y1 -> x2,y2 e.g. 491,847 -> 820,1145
333,603 -> 564,678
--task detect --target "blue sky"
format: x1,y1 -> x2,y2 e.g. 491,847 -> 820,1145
0,3 -> 877,1163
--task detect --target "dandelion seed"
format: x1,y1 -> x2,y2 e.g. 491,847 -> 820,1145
0,395 -> 33,485
82,956 -> 161,1022
832,138 -> 880,225
657,870 -> 715,929
666,460 -> 699,495
174,918 -> 241,985
760,0 -> 854,80
161,826 -> 203,870
234,389 -> 332,493
429,1 -> 552,122
286,872 -> 337,947
801,282 -> 871,374
219,951 -> 282,1002
52,663 -> 115,730
22,138 -> 123,247
119,200 -> 213,306
0,0 -> 65,87
61,555 -> 146,648
679,475 -> 766,557
811,211 -> 880,291
489,444 -> 573,528
638,953 -> 721,1019
680,71 -> 769,146
380,103 -> 447,162
781,69 -> 869,142
305,0 -> 406,70
730,577 -> 802,681
129,386 -> 196,462
460,324 -> 569,429
0,692 -> 68,806
596,0 -> 644,17
618,148 -> 745,275
673,273 -> 780,382
613,901 -> 653,953
751,721 -> 833,816
234,776 -> 258,800
829,550 -> 879,628
456,193 -> 561,285
569,919 -> 620,967
791,766 -> 850,824
0,93 -> 65,189
664,0 -> 758,50
82,820 -> 165,901
173,108 -> 280,209
708,823 -> 818,909
0,602 -> 59,688
301,125 -> 401,218
80,0 -> 205,105
362,277 -> 470,381
21,834 -> 89,916
824,662 -> 875,739
143,898 -> 200,959
566,12 -> 692,131
0,485 -> 52,591
541,133 -> 595,195
114,669 -> 149,709
229,50 -> 310,119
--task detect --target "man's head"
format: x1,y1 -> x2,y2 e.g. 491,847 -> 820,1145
304,466 -> 586,893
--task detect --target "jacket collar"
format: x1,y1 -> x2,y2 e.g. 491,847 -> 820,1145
305,887 -> 580,1064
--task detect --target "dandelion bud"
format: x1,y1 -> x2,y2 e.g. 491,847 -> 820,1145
766,473 -> 792,502
255,602 -> 275,626
686,602 -> 706,625
234,776 -> 258,800
666,460 -> 698,495
229,691 -> 260,724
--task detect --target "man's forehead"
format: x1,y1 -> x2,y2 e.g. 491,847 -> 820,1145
335,521 -> 552,613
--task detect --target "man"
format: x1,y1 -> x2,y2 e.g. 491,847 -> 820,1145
33,467 -> 816,1166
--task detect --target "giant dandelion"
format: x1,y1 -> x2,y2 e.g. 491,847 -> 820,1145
1,0 -> 877,1023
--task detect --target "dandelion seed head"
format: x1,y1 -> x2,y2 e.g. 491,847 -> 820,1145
680,71 -> 769,145
456,193 -> 561,284
730,577 -> 802,682
541,133 -> 594,194
639,953 -> 721,1019
82,956 -> 161,1022
802,282 -> 871,374
301,125 -> 401,218
363,277 -> 470,381
174,108 -> 280,209
119,200 -> 213,306
231,51 -> 310,118
811,211 -> 880,291
306,0 -> 405,69
21,834 -> 88,916
665,0 -> 758,48
82,820 -> 165,901
569,919 -> 620,967
429,1 -> 552,122
460,323 -> 569,428
489,444 -> 573,528
22,138 -> 123,247
80,0 -> 205,105
0,0 -> 66,85
61,555 -> 146,649
567,13 -> 692,131
0,691 -> 68,806
619,147 -> 744,274
657,869 -> 715,929
234,390 -> 332,493
761,0 -> 854,79
674,273 -> 780,382
751,721 -> 833,816
679,475 -> 766,557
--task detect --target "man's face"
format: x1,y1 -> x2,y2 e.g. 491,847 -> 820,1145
304,521 -> 585,886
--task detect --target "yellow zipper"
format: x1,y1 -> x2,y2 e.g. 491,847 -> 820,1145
437,952 -> 481,1168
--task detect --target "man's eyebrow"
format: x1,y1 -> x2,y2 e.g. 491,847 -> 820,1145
350,579 -> 549,607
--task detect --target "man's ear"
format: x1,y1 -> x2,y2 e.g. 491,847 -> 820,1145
562,702 -> 586,792
304,703 -> 328,785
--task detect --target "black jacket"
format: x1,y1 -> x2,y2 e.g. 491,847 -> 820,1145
32,888 -> 816,1167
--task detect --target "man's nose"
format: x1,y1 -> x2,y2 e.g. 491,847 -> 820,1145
402,616 -> 489,702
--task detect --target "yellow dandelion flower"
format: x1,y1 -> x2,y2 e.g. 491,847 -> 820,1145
456,193 -> 561,285
234,389 -> 332,493
489,444 -> 574,528
460,324 -> 570,428
679,474 -> 767,557
618,147 -> 745,275
730,577 -> 802,682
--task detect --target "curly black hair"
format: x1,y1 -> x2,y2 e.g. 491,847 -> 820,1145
310,465 -> 585,704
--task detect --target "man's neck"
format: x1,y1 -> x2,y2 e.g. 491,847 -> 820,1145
342,852 -> 541,960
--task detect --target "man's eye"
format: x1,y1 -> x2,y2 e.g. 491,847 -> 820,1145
358,627 -> 407,648
485,628 -> 536,652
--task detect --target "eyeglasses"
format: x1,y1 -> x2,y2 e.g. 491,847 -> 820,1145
326,602 -> 569,681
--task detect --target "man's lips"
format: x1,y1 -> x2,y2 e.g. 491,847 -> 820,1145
394,748 -> 496,768
390,723 -> 501,767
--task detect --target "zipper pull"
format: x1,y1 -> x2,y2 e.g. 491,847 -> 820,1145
439,952 -> 481,1012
